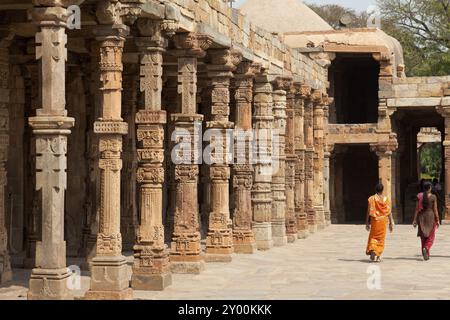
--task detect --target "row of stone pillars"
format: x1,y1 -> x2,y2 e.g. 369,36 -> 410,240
0,2 -> 332,300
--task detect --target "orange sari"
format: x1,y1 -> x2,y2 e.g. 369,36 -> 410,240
366,195 -> 391,257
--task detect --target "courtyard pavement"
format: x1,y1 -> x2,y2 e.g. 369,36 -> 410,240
2,225 -> 450,300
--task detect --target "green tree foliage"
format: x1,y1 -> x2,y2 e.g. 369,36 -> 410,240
305,3 -> 367,28
419,143 -> 442,179
377,0 -> 450,76
306,0 -> 450,77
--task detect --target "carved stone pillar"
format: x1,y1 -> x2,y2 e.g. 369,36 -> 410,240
271,77 -> 290,246
371,137 -> 398,206
323,119 -> 331,226
0,34 -> 13,284
304,88 -> 316,233
27,4 -> 74,300
169,33 -> 211,274
131,19 -> 173,291
295,85 -> 310,238
23,62 -> 40,270
204,48 -> 242,262
84,24 -> 132,300
285,85 -> 297,243
80,41 -> 101,271
252,72 -> 274,250
232,62 -> 259,253
163,75 -> 179,240
437,104 -> 450,223
121,69 -> 138,252
312,90 -> 325,230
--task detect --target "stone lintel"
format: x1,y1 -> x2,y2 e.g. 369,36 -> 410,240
93,24 -> 130,41
28,116 -> 74,134
387,97 -> 443,107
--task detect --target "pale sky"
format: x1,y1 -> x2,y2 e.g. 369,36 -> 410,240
234,0 -> 377,13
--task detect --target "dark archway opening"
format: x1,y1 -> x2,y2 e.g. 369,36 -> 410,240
333,145 -> 379,223
329,53 -> 379,124
392,109 -> 445,223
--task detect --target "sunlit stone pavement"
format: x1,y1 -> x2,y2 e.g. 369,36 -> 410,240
2,225 -> 450,300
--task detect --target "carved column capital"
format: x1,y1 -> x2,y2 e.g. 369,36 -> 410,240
207,48 -> 243,72
297,84 -> 311,100
172,33 -> 213,58
370,137 -> 398,157
96,0 -> 142,26
135,18 -> 177,49
311,89 -> 323,105
235,61 -> 261,78
272,76 -> 293,92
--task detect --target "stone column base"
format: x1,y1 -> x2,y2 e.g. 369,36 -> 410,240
204,253 -> 233,263
80,235 -> 97,271
28,268 -> 73,300
170,260 -> 205,274
286,234 -> 297,243
0,254 -> 12,283
84,287 -> 133,300
131,272 -> 172,291
271,220 -> 287,246
233,231 -> 257,254
315,206 -> 326,230
253,222 -> 273,250
297,229 -> 308,239
84,256 -> 132,300
233,242 -> 257,254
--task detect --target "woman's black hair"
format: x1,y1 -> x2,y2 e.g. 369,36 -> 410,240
422,181 -> 433,210
375,183 -> 384,194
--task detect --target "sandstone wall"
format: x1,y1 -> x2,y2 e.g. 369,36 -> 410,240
170,0 -> 328,91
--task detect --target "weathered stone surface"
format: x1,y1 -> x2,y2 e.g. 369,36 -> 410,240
131,20 -> 172,291
252,74 -> 274,251
27,6 -> 74,299
85,23 -> 133,300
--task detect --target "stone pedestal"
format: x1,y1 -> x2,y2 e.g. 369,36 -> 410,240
252,222 -> 273,250
84,24 -> 132,300
252,74 -> 274,250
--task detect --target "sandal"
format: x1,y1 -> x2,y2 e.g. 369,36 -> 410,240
375,256 -> 382,263
422,248 -> 430,261
370,251 -> 376,261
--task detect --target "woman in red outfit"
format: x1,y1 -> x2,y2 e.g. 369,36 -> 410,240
413,182 -> 440,261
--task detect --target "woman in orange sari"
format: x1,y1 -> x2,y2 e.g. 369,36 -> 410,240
365,183 -> 394,262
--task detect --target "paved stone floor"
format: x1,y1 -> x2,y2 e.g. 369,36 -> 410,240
2,225 -> 450,300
